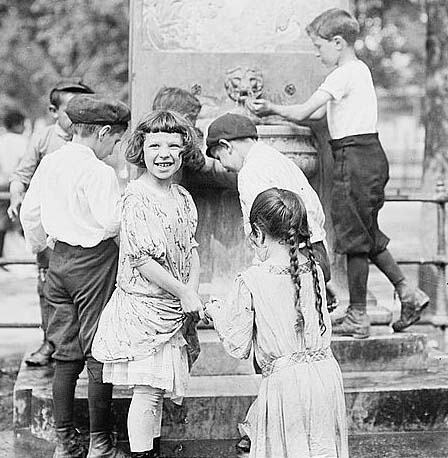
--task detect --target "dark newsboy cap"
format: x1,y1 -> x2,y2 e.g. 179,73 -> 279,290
66,95 -> 131,125
206,113 -> 258,157
51,79 -> 94,94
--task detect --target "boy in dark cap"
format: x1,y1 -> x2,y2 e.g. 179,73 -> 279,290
8,79 -> 94,367
206,113 -> 330,280
20,94 -> 130,458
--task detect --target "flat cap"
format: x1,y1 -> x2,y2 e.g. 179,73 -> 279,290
51,78 -> 94,94
66,95 -> 131,125
206,113 -> 258,157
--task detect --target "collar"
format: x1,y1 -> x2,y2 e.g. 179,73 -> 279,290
54,122 -> 73,141
66,141 -> 97,158
242,141 -> 259,168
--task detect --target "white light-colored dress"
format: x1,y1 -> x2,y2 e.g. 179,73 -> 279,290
206,261 -> 349,458
92,180 -> 198,403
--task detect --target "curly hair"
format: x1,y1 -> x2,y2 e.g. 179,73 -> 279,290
125,110 -> 198,169
249,187 -> 326,336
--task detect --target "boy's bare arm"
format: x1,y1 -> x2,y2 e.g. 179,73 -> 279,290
247,90 -> 331,122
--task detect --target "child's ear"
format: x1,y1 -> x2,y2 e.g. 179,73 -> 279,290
48,105 -> 58,119
218,139 -> 232,151
98,125 -> 111,140
333,35 -> 345,49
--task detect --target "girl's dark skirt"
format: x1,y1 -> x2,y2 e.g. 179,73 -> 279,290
329,133 -> 390,256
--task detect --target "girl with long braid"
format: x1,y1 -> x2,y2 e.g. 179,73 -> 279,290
203,187 -> 348,458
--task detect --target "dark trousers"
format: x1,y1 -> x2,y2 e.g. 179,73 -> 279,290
45,239 -> 118,360
330,133 -> 390,256
36,248 -> 51,336
45,239 -> 118,432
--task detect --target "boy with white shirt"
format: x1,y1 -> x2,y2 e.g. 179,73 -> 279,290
248,8 -> 429,338
20,94 -> 130,458
205,113 -> 331,283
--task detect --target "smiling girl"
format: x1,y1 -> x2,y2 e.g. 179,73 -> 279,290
92,110 -> 202,458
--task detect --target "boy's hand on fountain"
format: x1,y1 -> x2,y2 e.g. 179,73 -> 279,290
180,286 -> 203,313
247,98 -> 275,117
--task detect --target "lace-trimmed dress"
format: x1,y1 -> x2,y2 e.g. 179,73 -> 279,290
92,180 -> 198,403
206,262 -> 348,458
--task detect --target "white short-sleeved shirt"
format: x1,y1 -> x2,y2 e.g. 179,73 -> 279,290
318,59 -> 378,140
238,141 -> 326,245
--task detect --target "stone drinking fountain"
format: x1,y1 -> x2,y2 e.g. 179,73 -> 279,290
129,0 -> 351,299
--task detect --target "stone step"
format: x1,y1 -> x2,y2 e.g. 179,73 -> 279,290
15,359 -> 448,443
8,430 -> 448,458
192,330 -> 429,375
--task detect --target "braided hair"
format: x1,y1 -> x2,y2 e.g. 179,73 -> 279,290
249,188 -> 326,336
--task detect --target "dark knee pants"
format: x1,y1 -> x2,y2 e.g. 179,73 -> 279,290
330,133 -> 390,256
37,248 -> 51,334
45,239 -> 118,361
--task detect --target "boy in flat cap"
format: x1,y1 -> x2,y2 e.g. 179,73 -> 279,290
8,79 -> 94,367
20,94 -> 130,458
206,113 -> 330,281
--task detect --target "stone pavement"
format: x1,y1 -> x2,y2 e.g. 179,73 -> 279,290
2,431 -> 448,458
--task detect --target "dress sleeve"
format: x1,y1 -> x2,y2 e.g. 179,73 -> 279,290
120,193 -> 166,267
206,274 -> 254,359
177,185 -> 199,249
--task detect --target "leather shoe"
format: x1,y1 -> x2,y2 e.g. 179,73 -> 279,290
53,427 -> 86,458
393,285 -> 429,332
332,306 -> 370,339
236,435 -> 251,453
87,431 -> 130,458
25,340 -> 54,366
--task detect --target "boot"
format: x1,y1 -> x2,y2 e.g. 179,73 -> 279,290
392,282 -> 430,332
236,435 -> 251,453
53,427 -> 86,458
130,452 -> 153,458
332,305 -> 370,339
25,340 -> 54,366
87,432 -> 130,458
152,437 -> 160,458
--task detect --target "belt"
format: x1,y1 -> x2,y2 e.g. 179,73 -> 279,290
261,347 -> 333,377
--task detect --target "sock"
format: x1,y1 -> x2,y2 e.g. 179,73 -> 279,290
370,249 -> 405,287
86,358 -> 113,433
127,385 -> 164,453
347,254 -> 369,309
52,359 -> 85,429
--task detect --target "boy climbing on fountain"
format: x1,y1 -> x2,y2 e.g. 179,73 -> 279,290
248,7 -> 429,339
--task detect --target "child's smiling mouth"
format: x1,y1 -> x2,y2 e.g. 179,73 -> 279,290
154,161 -> 174,168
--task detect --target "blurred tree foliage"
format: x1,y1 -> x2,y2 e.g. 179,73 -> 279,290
0,0 -> 129,120
0,0 -> 428,118
354,0 -> 426,93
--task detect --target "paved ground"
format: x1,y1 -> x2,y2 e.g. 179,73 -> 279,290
2,431 -> 448,458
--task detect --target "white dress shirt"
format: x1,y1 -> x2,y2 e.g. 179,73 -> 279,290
20,142 -> 121,253
238,141 -> 326,244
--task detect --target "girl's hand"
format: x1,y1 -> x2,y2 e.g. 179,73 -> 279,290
180,286 -> 203,313
246,99 -> 275,117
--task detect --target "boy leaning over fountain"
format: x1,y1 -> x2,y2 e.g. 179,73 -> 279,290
248,7 -> 429,339
205,113 -> 331,285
